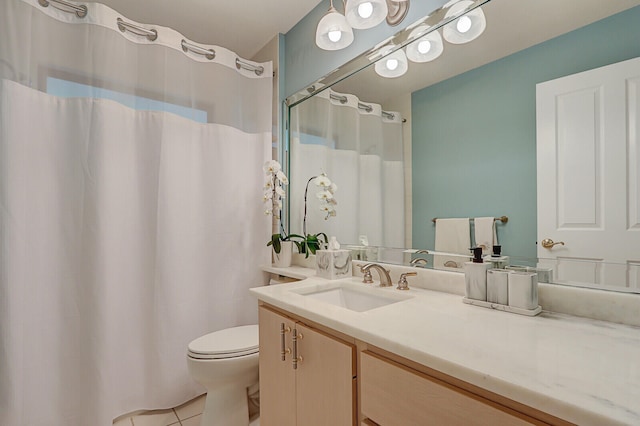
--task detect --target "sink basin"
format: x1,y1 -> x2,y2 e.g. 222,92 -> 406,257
293,282 -> 411,312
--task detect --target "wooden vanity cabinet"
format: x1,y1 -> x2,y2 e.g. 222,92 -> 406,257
259,304 -> 570,426
259,306 -> 356,426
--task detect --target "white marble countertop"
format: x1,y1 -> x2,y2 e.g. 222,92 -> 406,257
250,273 -> 640,426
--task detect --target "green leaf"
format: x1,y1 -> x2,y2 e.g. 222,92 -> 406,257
270,233 -> 282,254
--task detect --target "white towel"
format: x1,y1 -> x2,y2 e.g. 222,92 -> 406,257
474,217 -> 497,256
434,218 -> 471,270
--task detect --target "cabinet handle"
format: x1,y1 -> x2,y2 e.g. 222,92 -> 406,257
292,328 -> 303,370
280,323 -> 291,361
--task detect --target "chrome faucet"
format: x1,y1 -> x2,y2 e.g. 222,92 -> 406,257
361,263 -> 393,287
397,272 -> 417,290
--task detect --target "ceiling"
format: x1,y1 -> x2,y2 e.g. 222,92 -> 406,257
84,0 -> 323,59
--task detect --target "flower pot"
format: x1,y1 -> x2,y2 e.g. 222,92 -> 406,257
273,241 -> 293,268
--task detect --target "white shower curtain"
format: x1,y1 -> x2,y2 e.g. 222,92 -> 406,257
0,1 -> 271,425
289,89 -> 405,249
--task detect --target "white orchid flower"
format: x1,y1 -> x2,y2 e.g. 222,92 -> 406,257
316,190 -> 333,200
276,170 -> 288,185
262,160 -> 290,219
314,175 -> 331,188
263,160 -> 281,175
329,182 -> 338,193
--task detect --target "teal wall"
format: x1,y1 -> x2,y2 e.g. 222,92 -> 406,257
283,0 -> 448,97
412,6 -> 640,258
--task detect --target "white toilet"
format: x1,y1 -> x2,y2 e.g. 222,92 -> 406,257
187,324 -> 259,426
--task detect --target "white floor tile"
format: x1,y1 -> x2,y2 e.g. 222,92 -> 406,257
180,414 -> 201,426
130,409 -> 180,426
174,393 -> 206,420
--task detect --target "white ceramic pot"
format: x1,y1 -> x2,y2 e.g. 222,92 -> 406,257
273,240 -> 293,268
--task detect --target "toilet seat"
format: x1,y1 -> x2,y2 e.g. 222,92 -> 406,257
188,324 -> 259,360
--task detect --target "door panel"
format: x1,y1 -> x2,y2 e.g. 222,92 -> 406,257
295,322 -> 355,426
537,57 -> 640,289
259,307 -> 296,426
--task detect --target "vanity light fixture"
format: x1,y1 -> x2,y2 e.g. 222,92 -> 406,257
405,24 -> 444,63
315,0 -> 411,51
442,0 -> 486,44
345,0 -> 388,29
316,0 -> 355,50
374,46 -> 408,78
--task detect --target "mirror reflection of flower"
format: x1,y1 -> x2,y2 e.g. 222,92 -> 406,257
301,173 -> 338,257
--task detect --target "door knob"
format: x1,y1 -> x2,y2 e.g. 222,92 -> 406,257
541,238 -> 565,249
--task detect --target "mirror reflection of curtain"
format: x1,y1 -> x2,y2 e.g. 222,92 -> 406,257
0,0 -> 271,424
290,89 -> 404,248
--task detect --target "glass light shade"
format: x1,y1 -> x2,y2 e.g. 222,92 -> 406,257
442,1 -> 486,44
406,25 -> 444,63
374,47 -> 408,78
345,0 -> 388,30
316,7 -> 354,50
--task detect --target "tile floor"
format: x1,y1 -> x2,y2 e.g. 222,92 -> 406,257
112,394 -> 206,426
113,394 -> 260,426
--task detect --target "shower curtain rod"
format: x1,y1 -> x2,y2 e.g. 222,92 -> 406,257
328,93 -> 396,120
36,1 -> 265,76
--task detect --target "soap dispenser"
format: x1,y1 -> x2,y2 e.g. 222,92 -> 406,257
485,245 -> 509,269
464,247 -> 490,301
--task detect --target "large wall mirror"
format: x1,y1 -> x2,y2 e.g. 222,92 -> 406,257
286,0 -> 640,293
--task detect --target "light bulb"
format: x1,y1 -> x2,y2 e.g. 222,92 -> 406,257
358,2 -> 373,19
328,30 -> 342,43
386,58 -> 399,71
457,16 -> 472,33
417,40 -> 431,54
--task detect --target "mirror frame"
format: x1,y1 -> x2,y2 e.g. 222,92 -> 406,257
282,0 -> 640,294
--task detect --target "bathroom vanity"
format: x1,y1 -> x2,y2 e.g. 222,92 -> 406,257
253,264 -> 640,425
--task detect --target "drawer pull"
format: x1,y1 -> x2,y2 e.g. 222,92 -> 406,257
280,323 -> 291,361
292,328 -> 302,370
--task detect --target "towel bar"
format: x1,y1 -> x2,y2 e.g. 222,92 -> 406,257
432,216 -> 508,224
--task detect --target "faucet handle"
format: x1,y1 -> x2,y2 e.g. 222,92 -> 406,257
360,265 -> 373,284
397,272 -> 417,291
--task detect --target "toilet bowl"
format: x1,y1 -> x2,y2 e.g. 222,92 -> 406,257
187,325 -> 259,426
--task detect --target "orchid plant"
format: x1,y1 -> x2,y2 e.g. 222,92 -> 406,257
263,160 -> 300,254
299,173 -> 338,257
262,160 -> 338,257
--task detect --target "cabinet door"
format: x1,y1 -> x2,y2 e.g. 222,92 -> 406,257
295,322 -> 356,426
361,351 -> 534,426
259,306 -> 296,426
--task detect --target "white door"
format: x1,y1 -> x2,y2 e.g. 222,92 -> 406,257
536,56 -> 640,290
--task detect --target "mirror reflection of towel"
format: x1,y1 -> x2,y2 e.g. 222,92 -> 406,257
434,218 -> 470,270
474,217 -> 497,256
